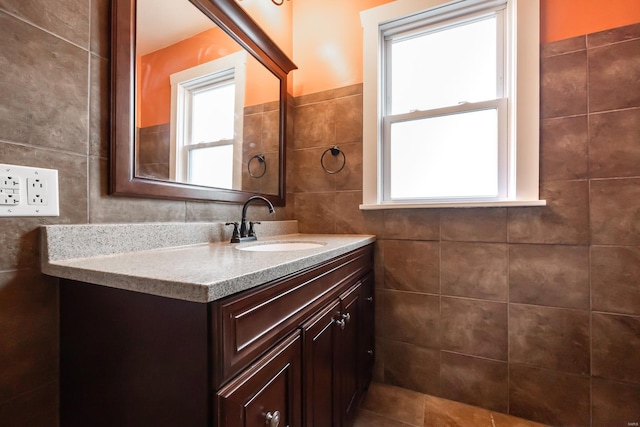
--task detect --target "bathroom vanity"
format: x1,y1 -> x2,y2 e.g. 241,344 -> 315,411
42,223 -> 375,427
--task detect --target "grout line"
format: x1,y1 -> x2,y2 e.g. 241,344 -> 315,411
540,112 -> 588,121
506,228 -> 511,415
588,175 -> 640,182
86,0 -> 93,224
501,360 -> 591,378
438,220 -> 443,398
0,139 -> 89,159
0,379 -> 57,407
588,34 -> 640,50
439,349 -> 508,364
586,39 -> 594,427
438,211 -> 444,400
0,9 -> 90,53
86,1 -> 93,160
588,105 -> 640,115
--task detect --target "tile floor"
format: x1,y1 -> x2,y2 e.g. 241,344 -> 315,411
354,382 -> 548,427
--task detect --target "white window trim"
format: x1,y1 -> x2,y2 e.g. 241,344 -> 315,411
360,0 -> 545,209
169,51 -> 247,187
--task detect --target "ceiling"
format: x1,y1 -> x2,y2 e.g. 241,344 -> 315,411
137,0 -> 216,55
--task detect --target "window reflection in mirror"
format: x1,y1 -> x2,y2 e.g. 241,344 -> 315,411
186,76 -> 236,189
135,0 -> 281,195
168,53 -> 243,189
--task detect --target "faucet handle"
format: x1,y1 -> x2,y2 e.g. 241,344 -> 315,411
248,221 -> 261,237
225,222 -> 241,243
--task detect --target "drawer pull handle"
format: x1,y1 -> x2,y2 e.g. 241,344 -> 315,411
336,318 -> 346,330
265,410 -> 280,427
342,312 -> 351,323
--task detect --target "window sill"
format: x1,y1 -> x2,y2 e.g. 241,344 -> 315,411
359,200 -> 547,210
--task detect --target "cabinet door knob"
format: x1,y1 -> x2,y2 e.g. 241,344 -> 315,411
366,296 -> 373,302
265,410 -> 280,427
336,318 -> 346,330
342,312 -> 351,323
367,349 -> 374,356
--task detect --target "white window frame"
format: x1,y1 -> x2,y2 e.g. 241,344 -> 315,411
360,0 -> 545,209
169,51 -> 246,187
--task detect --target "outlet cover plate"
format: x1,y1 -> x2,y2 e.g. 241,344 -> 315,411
0,163 -> 59,216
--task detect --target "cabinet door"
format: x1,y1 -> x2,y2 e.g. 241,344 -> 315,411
301,299 -> 342,427
359,272 -> 375,394
336,282 -> 362,427
217,332 -> 302,427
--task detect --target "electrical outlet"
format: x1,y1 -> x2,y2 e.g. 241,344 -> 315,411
0,175 -> 21,205
0,164 -> 59,217
0,188 -> 20,205
27,177 -> 47,205
1,175 -> 20,189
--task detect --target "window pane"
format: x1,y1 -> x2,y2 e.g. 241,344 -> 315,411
192,83 -> 235,144
391,15 -> 497,114
189,144 -> 233,188
389,109 -> 498,199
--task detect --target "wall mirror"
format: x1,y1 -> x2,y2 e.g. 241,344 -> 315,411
111,0 -> 296,205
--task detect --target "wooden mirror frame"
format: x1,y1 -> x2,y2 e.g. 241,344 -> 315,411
111,0 -> 297,205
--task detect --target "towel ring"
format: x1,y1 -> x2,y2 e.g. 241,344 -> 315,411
248,154 -> 267,178
321,146 -> 346,174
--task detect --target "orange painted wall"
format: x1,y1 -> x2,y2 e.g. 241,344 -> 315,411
292,0 -> 640,96
541,0 -> 640,43
291,0 -> 393,97
240,0 -> 293,58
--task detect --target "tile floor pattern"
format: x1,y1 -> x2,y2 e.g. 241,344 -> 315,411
354,382 -> 548,427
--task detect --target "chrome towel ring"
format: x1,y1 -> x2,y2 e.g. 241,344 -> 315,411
248,154 -> 267,178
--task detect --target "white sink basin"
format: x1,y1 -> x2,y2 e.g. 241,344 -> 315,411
237,241 -> 325,252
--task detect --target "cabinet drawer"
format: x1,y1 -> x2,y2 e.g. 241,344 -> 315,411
213,245 -> 373,387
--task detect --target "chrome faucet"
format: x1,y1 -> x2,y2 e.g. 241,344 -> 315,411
226,196 -> 275,243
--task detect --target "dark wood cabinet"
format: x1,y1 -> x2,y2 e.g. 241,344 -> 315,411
302,299 -> 341,427
336,282 -> 362,427
302,275 -> 374,427
60,245 -> 374,426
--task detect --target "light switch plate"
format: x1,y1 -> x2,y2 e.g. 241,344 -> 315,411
0,163 -> 59,216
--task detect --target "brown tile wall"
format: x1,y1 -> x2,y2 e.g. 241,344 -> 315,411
0,2 -> 293,425
137,123 -> 170,180
242,100 -> 280,195
291,22 -> 640,427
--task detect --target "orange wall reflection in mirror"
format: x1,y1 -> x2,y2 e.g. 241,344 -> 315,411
137,2 -> 292,129
138,33 -> 282,128
138,27 -> 241,128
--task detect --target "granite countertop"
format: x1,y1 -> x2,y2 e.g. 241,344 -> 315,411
41,222 -> 375,303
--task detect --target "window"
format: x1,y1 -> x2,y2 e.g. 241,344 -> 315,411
360,0 -> 545,208
169,51 -> 246,188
